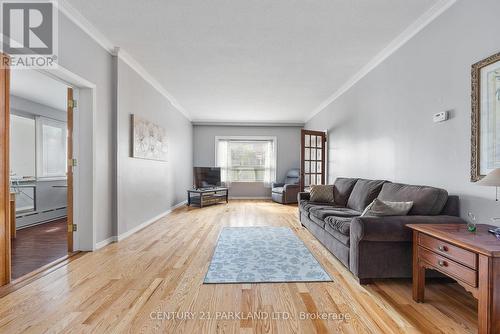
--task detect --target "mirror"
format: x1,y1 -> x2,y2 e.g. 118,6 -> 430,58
471,52 -> 500,181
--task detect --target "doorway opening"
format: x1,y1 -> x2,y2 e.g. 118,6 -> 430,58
9,69 -> 74,280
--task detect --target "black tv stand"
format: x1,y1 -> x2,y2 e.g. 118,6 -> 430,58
187,187 -> 229,208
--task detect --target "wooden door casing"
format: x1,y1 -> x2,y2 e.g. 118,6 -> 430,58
300,129 -> 326,192
67,88 -> 74,252
0,54 -> 10,285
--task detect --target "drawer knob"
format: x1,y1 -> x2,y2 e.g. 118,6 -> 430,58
438,245 -> 447,252
438,260 -> 447,267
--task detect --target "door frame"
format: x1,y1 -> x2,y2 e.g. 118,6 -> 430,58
67,87 -> 74,252
39,65 -> 97,252
300,129 -> 327,192
0,62 -> 97,285
0,53 -> 11,285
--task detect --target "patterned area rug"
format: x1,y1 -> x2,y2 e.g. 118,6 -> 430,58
204,227 -> 332,283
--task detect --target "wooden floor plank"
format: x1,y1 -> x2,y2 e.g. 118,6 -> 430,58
0,200 -> 478,333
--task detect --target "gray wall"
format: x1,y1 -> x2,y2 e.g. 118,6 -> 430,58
116,59 -> 193,235
193,125 -> 301,197
56,13 -> 193,243
58,13 -> 116,243
305,0 -> 500,224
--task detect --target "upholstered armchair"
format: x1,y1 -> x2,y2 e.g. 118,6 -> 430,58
271,169 -> 300,204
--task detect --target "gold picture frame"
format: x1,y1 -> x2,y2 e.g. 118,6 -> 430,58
471,51 -> 500,181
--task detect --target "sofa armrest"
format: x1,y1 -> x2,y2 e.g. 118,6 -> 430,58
298,192 -> 310,202
272,182 -> 285,188
284,184 -> 299,191
350,215 -> 466,243
283,184 -> 300,203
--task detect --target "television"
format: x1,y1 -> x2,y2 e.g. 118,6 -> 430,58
193,167 -> 221,189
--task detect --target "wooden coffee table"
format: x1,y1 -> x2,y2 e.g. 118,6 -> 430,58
187,187 -> 228,208
407,224 -> 500,334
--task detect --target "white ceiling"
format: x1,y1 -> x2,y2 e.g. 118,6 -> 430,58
66,0 -> 439,122
11,70 -> 68,111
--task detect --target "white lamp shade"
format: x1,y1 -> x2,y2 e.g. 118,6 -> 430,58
477,168 -> 500,186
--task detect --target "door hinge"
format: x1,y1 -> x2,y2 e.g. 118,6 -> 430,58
68,99 -> 77,108
70,158 -> 77,167
68,224 -> 77,232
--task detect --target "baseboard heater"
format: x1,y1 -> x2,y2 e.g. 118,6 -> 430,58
16,206 -> 67,230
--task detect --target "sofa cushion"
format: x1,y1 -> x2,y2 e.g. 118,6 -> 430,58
324,217 -> 352,246
347,179 -> 387,212
309,207 -> 361,220
377,182 -> 448,215
310,185 -> 334,203
360,199 -> 413,217
333,178 -> 358,206
310,214 -> 327,229
325,216 -> 352,235
299,201 -> 338,213
272,187 -> 284,194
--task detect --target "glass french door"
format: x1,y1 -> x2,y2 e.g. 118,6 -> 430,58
300,129 -> 326,191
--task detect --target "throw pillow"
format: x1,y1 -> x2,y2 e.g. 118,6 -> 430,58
309,185 -> 334,203
361,198 -> 413,217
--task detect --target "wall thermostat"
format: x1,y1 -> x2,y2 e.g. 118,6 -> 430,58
433,111 -> 449,123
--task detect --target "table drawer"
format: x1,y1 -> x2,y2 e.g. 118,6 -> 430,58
418,233 -> 477,269
418,246 -> 477,287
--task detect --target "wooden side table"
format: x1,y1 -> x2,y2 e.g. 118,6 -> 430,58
407,224 -> 500,334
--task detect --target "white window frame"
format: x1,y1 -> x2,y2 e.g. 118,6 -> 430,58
36,116 -> 68,180
214,135 -> 277,183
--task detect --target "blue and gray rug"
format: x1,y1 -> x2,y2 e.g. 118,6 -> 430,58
204,227 -> 332,283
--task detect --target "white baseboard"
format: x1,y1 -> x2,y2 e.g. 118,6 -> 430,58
95,236 -> 117,250
95,200 -> 187,249
171,200 -> 188,210
229,196 -> 272,200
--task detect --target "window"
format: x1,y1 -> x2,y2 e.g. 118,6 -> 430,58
216,136 -> 277,184
36,117 -> 67,179
10,114 -> 36,178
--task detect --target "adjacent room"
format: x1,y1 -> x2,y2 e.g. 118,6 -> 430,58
9,70 -> 71,279
0,0 -> 499,333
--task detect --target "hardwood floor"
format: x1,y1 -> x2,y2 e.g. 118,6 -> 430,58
0,201 -> 477,333
11,218 -> 68,279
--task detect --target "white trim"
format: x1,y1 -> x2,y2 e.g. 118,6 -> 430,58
192,121 -> 304,127
57,0 -> 114,53
229,196 -> 272,200
171,200 -> 188,210
57,0 -> 191,120
40,65 -> 97,252
95,236 -> 117,250
95,200 -> 188,248
214,136 -> 278,184
306,0 -> 457,122
214,135 -> 278,141
118,50 -> 190,120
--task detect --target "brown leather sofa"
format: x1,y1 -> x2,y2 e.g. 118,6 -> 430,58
298,177 -> 465,283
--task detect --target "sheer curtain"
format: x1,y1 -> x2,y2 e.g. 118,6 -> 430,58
263,140 -> 276,188
216,139 -> 232,187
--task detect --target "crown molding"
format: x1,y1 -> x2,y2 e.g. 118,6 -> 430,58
117,49 -> 190,119
57,0 -> 115,53
57,0 -> 191,120
305,0 -> 457,123
192,120 -> 304,127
